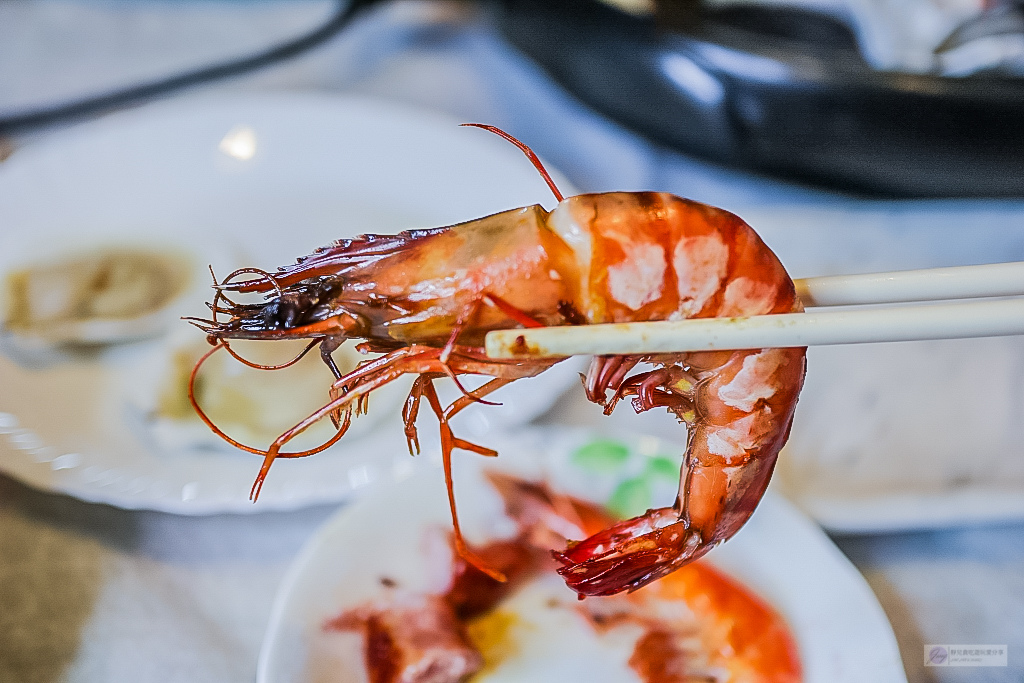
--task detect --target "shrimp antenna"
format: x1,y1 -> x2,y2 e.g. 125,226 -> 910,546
187,341 -> 350,501
460,123 -> 564,202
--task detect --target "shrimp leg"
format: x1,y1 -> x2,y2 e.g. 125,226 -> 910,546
246,334 -> 530,582
415,376 -> 516,581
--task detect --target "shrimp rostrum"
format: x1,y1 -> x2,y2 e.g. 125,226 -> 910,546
188,125 -> 806,597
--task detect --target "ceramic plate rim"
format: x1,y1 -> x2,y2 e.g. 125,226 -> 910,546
0,91 -> 580,514
257,427 -> 907,683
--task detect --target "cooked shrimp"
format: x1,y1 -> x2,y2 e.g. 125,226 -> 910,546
187,125 -> 806,595
326,471 -> 799,683
487,471 -> 802,683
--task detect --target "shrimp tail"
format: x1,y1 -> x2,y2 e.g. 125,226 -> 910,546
553,440 -> 786,597
557,346 -> 805,597
554,509 -> 705,596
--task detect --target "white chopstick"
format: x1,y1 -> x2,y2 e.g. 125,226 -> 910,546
795,261 -> 1024,306
485,261 -> 1024,359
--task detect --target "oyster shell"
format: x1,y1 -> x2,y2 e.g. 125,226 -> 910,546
3,246 -> 192,346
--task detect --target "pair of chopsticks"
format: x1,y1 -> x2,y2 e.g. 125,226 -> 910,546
485,261 -> 1024,359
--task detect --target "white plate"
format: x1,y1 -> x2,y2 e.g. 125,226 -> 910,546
258,427 -> 907,683
748,204 -> 1024,533
0,93 -> 583,513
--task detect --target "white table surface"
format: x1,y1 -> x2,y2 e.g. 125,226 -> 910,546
1,2 -> 1023,682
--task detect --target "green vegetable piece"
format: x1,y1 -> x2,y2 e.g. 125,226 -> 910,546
645,455 -> 679,481
608,477 -> 651,519
572,439 -> 630,474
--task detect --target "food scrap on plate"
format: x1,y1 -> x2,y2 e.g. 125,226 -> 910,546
151,338 -> 406,453
321,472 -> 800,683
3,246 -> 192,347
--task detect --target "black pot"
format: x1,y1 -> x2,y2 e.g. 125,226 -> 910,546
492,0 -> 1024,197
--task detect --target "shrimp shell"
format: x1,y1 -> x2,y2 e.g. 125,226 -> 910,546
188,128 -> 805,596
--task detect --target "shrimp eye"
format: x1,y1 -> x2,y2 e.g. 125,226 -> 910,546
265,293 -> 308,329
